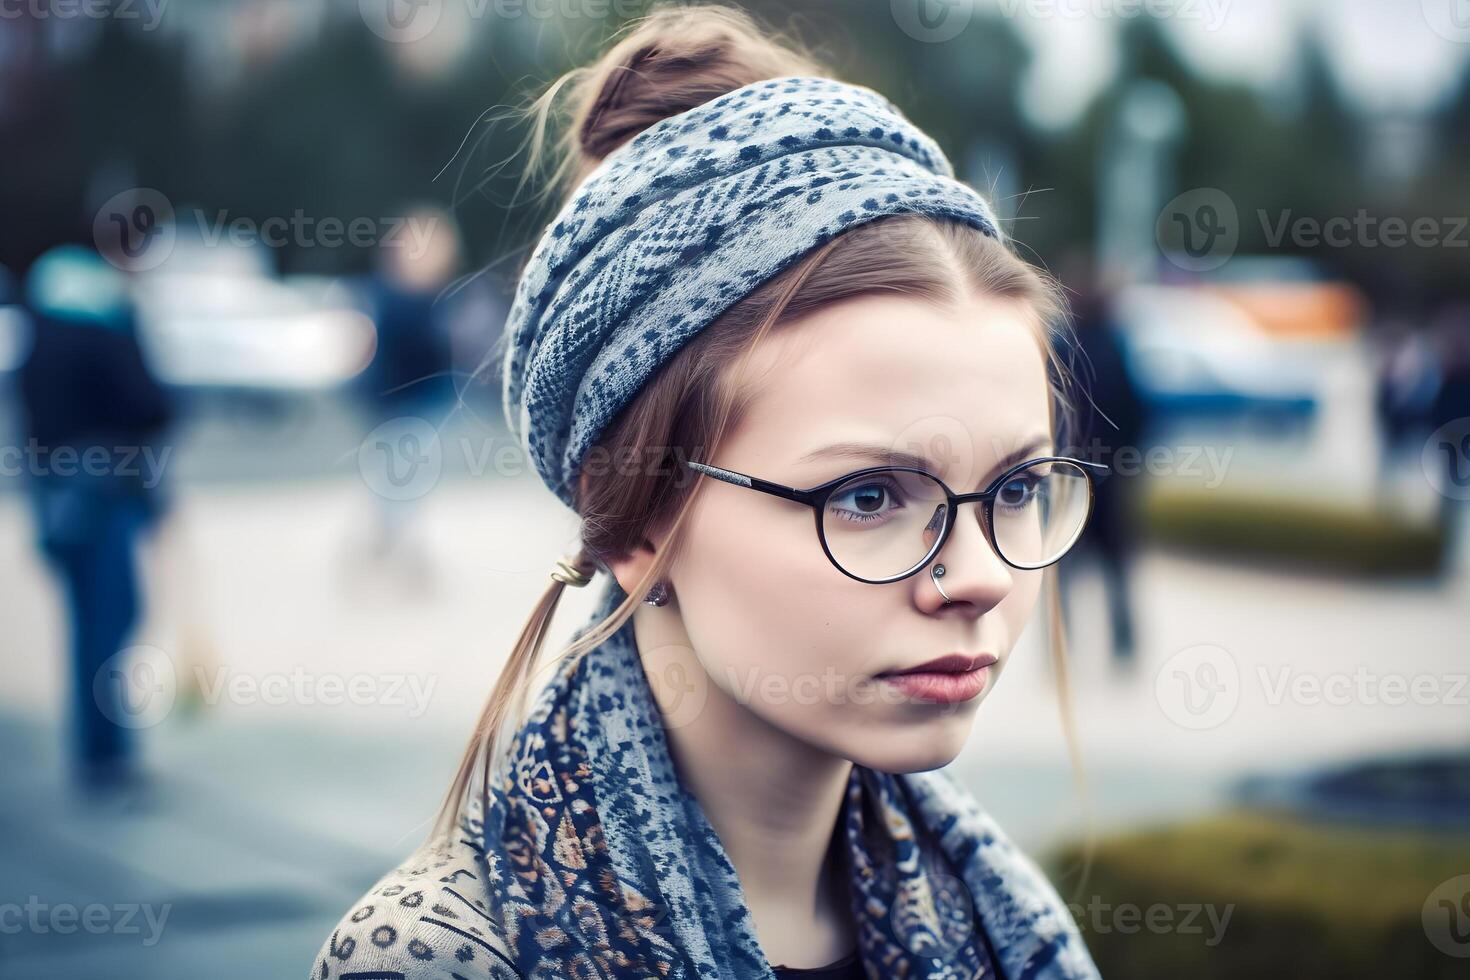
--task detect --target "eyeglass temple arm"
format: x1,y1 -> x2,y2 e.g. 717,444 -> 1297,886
684,460 -> 811,504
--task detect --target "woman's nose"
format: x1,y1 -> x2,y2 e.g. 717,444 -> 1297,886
923,502 -> 1013,612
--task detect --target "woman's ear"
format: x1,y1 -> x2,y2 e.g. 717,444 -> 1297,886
604,537 -> 661,598
576,470 -> 675,596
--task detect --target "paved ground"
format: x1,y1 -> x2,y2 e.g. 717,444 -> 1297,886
2,394 -> 1467,978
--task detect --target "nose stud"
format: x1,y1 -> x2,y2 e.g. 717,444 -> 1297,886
931,563 -> 953,604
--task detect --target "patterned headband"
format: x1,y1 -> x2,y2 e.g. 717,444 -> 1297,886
501,74 -> 1004,511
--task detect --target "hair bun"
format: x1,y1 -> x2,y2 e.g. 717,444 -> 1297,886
568,4 -> 825,179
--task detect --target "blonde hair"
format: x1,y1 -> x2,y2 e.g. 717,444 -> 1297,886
441,2 -> 1094,887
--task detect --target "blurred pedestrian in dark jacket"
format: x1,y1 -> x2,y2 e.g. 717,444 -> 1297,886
1371,320 -> 1441,495
1426,312 -> 1470,570
1058,264 -> 1149,663
16,244 -> 176,792
350,206 -> 463,593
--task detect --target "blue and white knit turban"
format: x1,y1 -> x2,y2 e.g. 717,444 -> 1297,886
501,74 -> 1005,511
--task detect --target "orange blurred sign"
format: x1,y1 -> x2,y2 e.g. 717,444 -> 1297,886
1201,282 -> 1366,338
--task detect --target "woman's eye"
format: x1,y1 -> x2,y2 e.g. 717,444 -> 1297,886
830,481 -> 904,523
998,477 -> 1040,509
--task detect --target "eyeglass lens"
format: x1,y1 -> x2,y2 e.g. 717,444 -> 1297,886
820,460 -> 1091,579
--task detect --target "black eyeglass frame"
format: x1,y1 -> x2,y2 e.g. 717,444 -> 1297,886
683,455 -> 1111,585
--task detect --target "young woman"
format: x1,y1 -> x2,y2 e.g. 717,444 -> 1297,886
313,5 -> 1105,978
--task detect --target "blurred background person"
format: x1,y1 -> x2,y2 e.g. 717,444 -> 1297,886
1372,316 -> 1441,494
1426,310 -> 1470,571
348,204 -> 464,593
16,244 -> 177,796
1057,256 -> 1148,663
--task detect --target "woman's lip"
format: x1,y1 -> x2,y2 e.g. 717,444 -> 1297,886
876,665 -> 992,704
878,652 -> 998,677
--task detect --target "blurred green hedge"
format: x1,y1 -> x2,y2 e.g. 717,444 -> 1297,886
1044,809 -> 1470,979
1138,485 -> 1447,575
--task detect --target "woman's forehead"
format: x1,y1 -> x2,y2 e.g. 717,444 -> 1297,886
727,292 -> 1053,478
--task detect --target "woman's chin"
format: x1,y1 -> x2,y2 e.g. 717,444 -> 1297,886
844,734 -> 969,776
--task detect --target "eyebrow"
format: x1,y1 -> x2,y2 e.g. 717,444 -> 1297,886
799,435 -> 1055,486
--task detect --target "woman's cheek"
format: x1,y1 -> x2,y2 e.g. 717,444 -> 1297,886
1004,569 -> 1045,638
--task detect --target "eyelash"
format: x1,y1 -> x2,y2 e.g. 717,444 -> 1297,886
829,477 -> 908,524
997,474 -> 1042,511
829,471 -> 1044,525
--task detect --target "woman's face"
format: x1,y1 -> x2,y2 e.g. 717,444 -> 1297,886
651,289 -> 1055,775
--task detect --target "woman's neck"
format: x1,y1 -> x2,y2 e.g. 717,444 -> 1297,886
633,606 -> 858,967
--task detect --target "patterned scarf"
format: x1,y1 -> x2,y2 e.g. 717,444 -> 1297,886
313,579 -> 1100,979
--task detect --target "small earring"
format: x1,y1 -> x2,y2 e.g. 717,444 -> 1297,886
644,581 -> 671,606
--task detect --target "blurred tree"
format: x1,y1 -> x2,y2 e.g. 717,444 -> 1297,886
2,0 -> 1468,303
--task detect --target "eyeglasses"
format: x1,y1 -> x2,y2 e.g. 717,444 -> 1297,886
683,455 -> 1109,585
